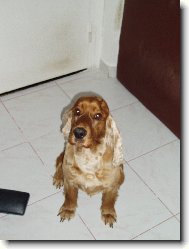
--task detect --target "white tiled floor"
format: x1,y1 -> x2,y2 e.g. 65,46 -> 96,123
0,69 -> 180,240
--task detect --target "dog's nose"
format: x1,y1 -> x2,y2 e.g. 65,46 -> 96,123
73,127 -> 87,139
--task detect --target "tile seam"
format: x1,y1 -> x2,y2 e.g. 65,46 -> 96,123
1,101 -> 48,169
131,214 -> 178,240
1,84 -> 56,102
55,83 -> 72,100
127,161 -> 179,217
127,138 -> 179,163
77,214 -> 96,240
111,100 -> 139,112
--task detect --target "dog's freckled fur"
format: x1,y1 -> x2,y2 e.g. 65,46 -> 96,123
53,96 -> 124,227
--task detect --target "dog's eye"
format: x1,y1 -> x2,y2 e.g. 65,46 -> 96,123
94,113 -> 102,120
75,108 -> 81,116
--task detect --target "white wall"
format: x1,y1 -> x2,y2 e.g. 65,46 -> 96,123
0,0 -> 124,93
0,0 -> 91,94
101,0 -> 124,71
88,0 -> 105,69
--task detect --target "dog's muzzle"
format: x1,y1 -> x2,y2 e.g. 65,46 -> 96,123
73,127 -> 87,139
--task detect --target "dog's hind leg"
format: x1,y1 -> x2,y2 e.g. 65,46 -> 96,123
53,151 -> 64,189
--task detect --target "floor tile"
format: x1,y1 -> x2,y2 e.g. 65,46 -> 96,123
0,81 -> 55,102
176,213 -> 180,221
58,77 -> 138,111
0,192 -> 94,240
134,217 -> 180,240
111,102 -> 177,161
0,143 -> 57,206
77,165 -> 171,240
128,140 -> 180,214
30,131 -> 65,176
0,70 -> 180,240
3,86 -> 70,140
0,103 -> 24,150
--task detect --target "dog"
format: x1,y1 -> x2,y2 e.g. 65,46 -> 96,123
53,96 -> 124,227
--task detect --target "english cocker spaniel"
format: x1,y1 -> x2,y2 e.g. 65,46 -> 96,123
53,96 -> 124,227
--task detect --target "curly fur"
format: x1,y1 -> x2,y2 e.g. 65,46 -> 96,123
53,96 -> 124,227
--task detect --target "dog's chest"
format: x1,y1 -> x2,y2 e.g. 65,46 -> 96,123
64,144 -> 114,195
74,148 -> 101,173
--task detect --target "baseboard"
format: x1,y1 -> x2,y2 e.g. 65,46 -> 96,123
100,60 -> 117,78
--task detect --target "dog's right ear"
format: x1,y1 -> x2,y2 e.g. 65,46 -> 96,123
61,109 -> 72,140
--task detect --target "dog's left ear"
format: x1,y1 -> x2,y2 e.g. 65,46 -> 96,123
61,109 -> 72,140
105,115 -> 124,167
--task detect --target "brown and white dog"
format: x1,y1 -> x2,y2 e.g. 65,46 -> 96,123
53,96 -> 124,227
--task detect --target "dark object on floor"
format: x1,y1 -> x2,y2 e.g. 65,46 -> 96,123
117,0 -> 180,138
0,188 -> 30,215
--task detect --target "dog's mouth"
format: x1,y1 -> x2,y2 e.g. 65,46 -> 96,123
74,137 -> 84,144
68,133 -> 92,149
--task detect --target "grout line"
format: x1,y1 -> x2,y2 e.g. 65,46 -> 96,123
28,130 -> 63,143
27,191 -> 96,240
28,190 -> 62,207
131,214 -> 177,240
1,141 -> 27,152
174,212 -> 180,216
29,131 -> 52,142
126,162 -> 158,197
127,161 -> 179,217
110,100 -> 139,113
0,191 -> 62,221
1,101 -> 48,169
1,84 -> 56,102
27,141 -> 46,166
174,213 -> 180,222
157,197 -> 176,217
77,213 -> 96,240
125,138 -> 180,224
55,82 -> 72,100
127,138 -> 179,163
1,90 -> 65,183
1,101 -> 27,141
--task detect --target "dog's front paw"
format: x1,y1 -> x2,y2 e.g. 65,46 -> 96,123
53,175 -> 64,189
58,206 -> 76,222
101,210 -> 117,228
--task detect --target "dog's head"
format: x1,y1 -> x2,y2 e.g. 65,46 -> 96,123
62,96 -> 109,148
62,95 -> 123,165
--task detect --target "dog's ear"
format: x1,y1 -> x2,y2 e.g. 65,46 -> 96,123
105,115 -> 124,167
61,108 -> 72,140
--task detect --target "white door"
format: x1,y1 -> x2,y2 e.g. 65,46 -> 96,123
0,0 -> 99,94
